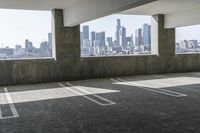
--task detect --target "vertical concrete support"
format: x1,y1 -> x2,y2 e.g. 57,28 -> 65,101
52,9 -> 80,61
156,14 -> 176,73
157,14 -> 175,57
151,16 -> 158,55
51,9 -> 81,81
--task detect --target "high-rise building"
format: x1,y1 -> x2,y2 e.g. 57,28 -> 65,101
126,37 -> 134,47
119,26 -> 126,47
96,32 -> 105,46
25,39 -> 33,52
91,31 -> 96,47
148,25 -> 151,45
142,24 -> 151,46
48,33 -> 52,50
82,25 -> 89,40
115,19 -> 121,46
100,32 -> 105,46
107,37 -> 113,47
188,40 -> 198,48
95,32 -> 101,45
180,40 -> 189,49
15,45 -> 22,51
40,41 -> 49,51
135,28 -> 143,46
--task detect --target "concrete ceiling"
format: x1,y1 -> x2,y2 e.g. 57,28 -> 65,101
1,0 -> 199,28
121,0 -> 200,15
0,0 -> 80,10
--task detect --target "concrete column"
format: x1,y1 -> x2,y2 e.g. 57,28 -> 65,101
157,14 -> 175,57
52,9 -> 80,61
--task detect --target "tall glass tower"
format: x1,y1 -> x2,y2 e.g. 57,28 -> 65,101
115,19 -> 121,46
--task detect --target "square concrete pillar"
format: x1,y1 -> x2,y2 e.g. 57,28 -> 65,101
156,14 -> 176,57
52,9 -> 80,61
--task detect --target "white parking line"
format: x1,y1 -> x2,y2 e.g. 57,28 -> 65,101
111,78 -> 187,97
59,83 -> 116,106
110,78 -> 120,82
191,72 -> 200,76
0,106 -> 2,119
153,75 -> 169,78
0,88 -> 19,120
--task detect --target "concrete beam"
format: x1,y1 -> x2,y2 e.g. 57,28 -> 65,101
165,6 -> 200,28
63,0 -> 157,27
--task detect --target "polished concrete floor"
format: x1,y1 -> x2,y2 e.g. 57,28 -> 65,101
1,72 -> 200,133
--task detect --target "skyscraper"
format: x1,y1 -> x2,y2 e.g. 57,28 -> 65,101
82,25 -> 89,40
96,32 -> 105,46
107,37 -> 113,47
91,31 -> 96,47
135,28 -> 143,46
95,32 -> 101,46
115,19 -> 121,46
82,26 -> 90,51
142,24 -> 151,46
126,36 -> 134,47
25,39 -> 33,52
100,31 -> 105,46
119,26 -> 126,47
48,33 -> 52,50
40,41 -> 48,51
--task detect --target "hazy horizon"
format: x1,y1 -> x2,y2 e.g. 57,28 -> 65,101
176,24 -> 200,43
0,9 -> 52,48
0,9 -> 199,49
81,14 -> 151,40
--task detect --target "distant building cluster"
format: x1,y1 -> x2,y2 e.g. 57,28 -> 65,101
176,40 -> 200,53
81,19 -> 151,57
0,33 -> 52,59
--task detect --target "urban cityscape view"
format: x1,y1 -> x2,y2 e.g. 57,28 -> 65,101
0,33 -> 52,59
0,9 -> 52,59
176,40 -> 200,54
81,16 -> 151,57
176,25 -> 200,54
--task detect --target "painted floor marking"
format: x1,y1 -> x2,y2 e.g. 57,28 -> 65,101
0,88 -> 19,120
153,75 -> 170,78
191,72 -> 200,76
110,78 -> 120,82
111,78 -> 187,97
0,106 -> 2,118
59,83 -> 116,106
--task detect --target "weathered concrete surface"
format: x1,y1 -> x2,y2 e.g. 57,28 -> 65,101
1,72 -> 200,133
0,10 -> 200,86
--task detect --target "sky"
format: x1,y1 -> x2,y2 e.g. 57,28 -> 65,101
81,14 -> 151,39
0,9 -> 199,48
176,24 -> 200,43
81,14 -> 200,43
0,9 -> 52,48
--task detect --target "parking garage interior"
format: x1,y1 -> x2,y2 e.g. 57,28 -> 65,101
1,0 -> 200,133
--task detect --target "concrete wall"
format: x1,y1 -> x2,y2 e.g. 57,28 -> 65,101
0,9 -> 200,86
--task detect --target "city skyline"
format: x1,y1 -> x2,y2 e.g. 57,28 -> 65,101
0,9 -> 52,48
1,8 -> 200,54
81,14 -> 151,39
0,32 -> 52,59
81,17 -> 151,56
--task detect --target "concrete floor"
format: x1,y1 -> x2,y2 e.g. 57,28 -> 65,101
1,72 -> 200,133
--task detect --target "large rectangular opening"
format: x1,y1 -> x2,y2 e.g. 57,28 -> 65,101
80,14 -> 158,57
0,9 -> 53,60
176,24 -> 200,54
